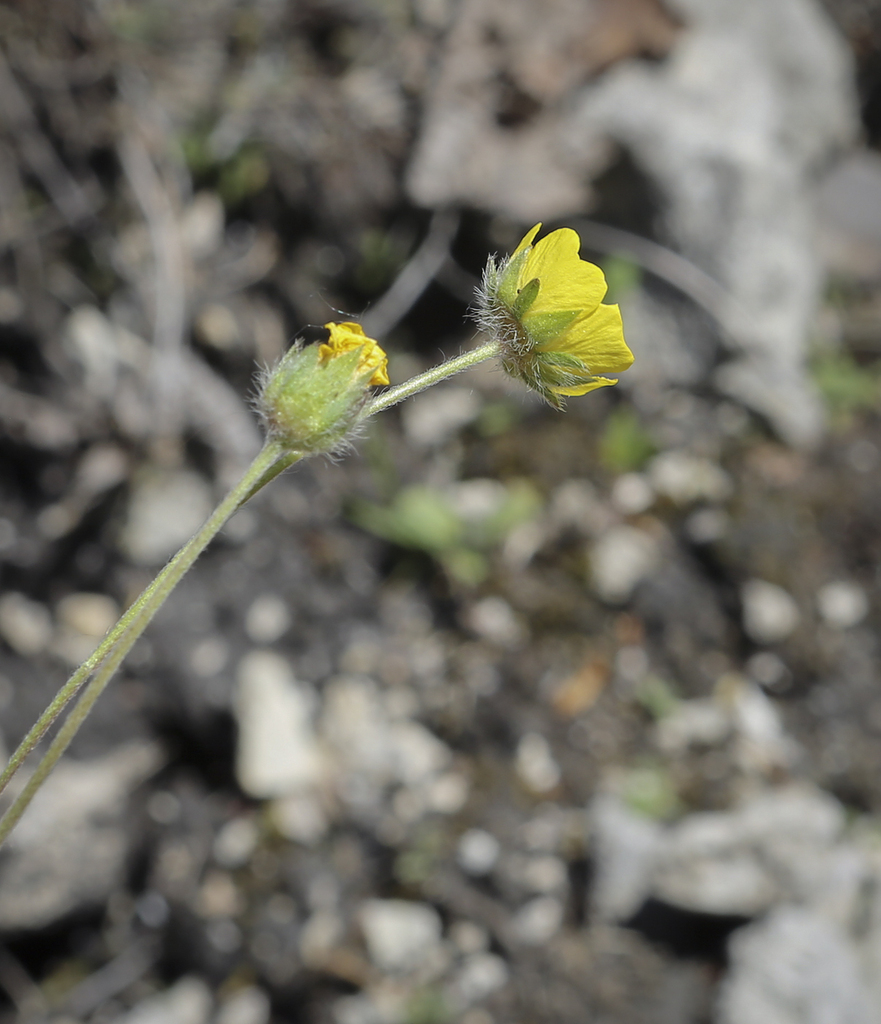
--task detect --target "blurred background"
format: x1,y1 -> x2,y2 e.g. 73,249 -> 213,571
3,0 -> 881,1021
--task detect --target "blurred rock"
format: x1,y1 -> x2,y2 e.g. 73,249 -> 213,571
457,828 -> 501,876
611,472 -> 655,515
590,525 -> 660,604
447,952 -> 509,1007
0,591 -> 52,656
234,651 -> 321,798
464,596 -> 523,647
114,976 -> 212,1024
571,0 -> 858,447
717,907 -> 874,1024
817,581 -> 869,629
214,986 -> 271,1024
816,149 -> 881,280
244,593 -> 292,644
0,742 -> 161,930
53,591 -> 119,665
515,732 -> 561,793
120,468 -> 214,566
213,816 -> 259,869
741,580 -> 801,644
182,191 -> 224,260
589,793 -> 664,922
359,899 -> 443,974
402,386 -> 481,446
512,895 -> 564,945
649,451 -> 732,506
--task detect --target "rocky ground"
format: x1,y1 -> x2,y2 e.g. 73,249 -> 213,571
4,1 -> 881,1022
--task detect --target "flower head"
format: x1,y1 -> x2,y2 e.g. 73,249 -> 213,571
259,321 -> 388,454
476,224 -> 633,407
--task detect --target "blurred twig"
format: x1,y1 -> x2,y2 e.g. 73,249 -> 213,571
118,130 -> 188,443
60,937 -> 158,1020
0,49 -> 97,228
361,209 -> 460,338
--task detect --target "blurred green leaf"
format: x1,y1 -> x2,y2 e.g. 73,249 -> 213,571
635,674 -> 680,720
599,407 -> 655,473
621,762 -> 681,820
811,351 -> 881,418
406,989 -> 450,1024
352,486 -> 463,552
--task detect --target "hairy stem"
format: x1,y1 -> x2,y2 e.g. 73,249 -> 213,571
361,340 -> 500,418
0,440 -> 289,804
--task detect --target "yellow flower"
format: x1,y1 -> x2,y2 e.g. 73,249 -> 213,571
477,223 -> 633,407
320,321 -> 389,387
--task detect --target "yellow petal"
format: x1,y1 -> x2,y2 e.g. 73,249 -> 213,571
542,303 -> 633,374
552,376 -> 620,397
519,228 -> 607,319
512,223 -> 542,257
321,321 -> 389,386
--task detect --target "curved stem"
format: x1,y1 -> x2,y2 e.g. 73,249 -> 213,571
361,339 -> 500,419
0,440 -> 291,803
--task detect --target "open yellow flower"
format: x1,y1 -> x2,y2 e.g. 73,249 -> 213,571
320,321 -> 389,387
477,223 -> 633,407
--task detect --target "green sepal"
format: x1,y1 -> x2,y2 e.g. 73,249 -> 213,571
497,249 -> 530,309
512,277 -> 541,320
523,309 -> 580,345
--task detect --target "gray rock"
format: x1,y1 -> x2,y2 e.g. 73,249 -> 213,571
741,580 -> 800,644
589,794 -> 665,922
113,976 -> 212,1024
448,952 -> 509,1007
570,0 -> 857,446
214,986 -> 271,1024
401,386 -> 481,447
717,907 -> 875,1024
120,468 -> 214,566
590,525 -> 660,604
512,896 -> 564,946
359,899 -> 443,974
244,594 -> 292,644
649,451 -> 732,506
816,582 -> 869,630
234,651 -> 322,799
0,742 -> 162,930
0,591 -> 53,656
457,829 -> 501,876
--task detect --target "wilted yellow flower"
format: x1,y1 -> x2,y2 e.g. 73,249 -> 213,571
259,322 -> 389,454
477,223 -> 633,407
320,321 -> 389,387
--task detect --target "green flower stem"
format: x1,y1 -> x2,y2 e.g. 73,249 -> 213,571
361,339 -> 500,418
0,439 -> 291,805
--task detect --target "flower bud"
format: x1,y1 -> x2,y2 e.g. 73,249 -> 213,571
259,322 -> 388,454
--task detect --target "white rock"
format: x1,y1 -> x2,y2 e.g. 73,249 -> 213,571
655,698 -> 731,754
520,855 -> 568,893
649,451 -> 733,505
457,829 -> 501,876
464,597 -> 523,647
321,676 -> 393,787
402,386 -> 481,446
515,733 -> 561,793
116,976 -> 212,1024
513,896 -> 564,946
244,594 -> 292,644
234,651 -> 321,798
685,507 -> 729,544
120,469 -> 214,566
590,526 -> 660,604
589,793 -> 665,922
0,592 -> 52,656
359,899 -> 443,974
53,592 -> 120,665
389,720 -> 451,786
741,579 -> 800,644
213,816 -> 259,869
215,986 -> 271,1024
449,953 -> 509,1006
271,793 -> 328,846
817,581 -> 869,630
427,771 -> 470,814
717,907 -> 874,1024
611,473 -> 655,515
